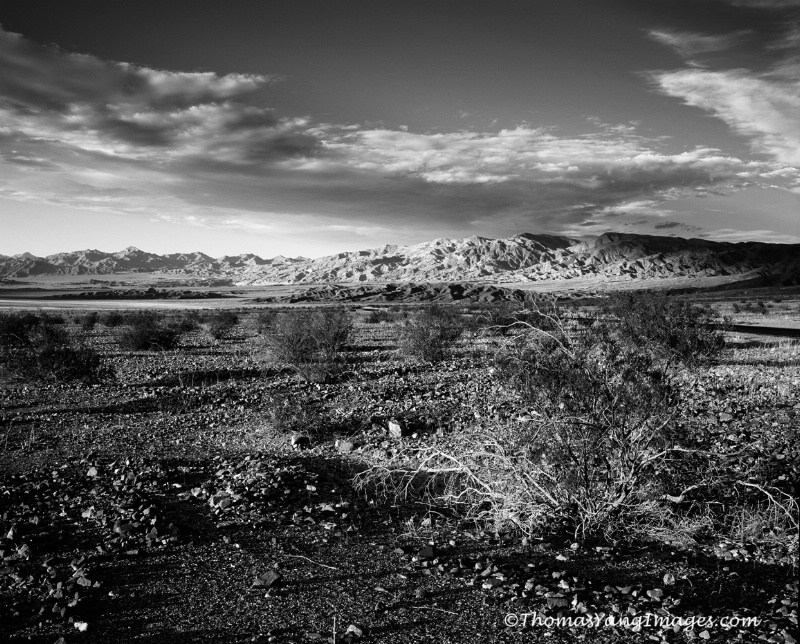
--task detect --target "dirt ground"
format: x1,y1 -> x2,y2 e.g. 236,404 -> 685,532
1,300 -> 798,643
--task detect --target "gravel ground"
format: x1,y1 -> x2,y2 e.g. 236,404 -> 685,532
1,314 -> 797,643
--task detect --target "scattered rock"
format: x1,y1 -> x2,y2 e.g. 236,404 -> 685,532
336,439 -> 355,454
290,433 -> 310,449
388,419 -> 409,438
253,570 -> 283,589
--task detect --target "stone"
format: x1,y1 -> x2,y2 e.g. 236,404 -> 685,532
388,419 -> 408,438
290,433 -> 310,449
345,624 -> 364,638
417,545 -> 436,559
209,493 -> 231,508
253,570 -> 283,588
336,439 -> 355,454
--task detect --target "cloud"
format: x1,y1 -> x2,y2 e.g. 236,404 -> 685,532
651,68 -> 800,165
724,0 -> 800,8
648,29 -> 751,58
1,26 -> 797,247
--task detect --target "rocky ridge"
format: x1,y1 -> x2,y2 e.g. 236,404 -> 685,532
2,233 -> 798,285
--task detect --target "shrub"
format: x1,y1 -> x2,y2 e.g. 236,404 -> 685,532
0,311 -> 40,347
364,308 -> 396,324
117,312 -> 182,351
102,310 -> 126,327
0,311 -> 110,382
361,303 -> 698,541
175,310 -> 204,333
78,311 -> 99,331
397,304 -> 464,362
206,310 -> 239,340
29,343 -> 110,382
255,309 -> 279,334
604,291 -> 725,366
266,308 -> 352,382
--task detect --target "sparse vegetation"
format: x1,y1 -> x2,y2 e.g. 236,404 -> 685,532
175,309 -> 204,332
78,311 -> 99,331
266,307 -> 352,381
604,291 -> 726,366
364,308 -> 396,324
254,309 -> 279,334
398,303 -> 464,362
0,311 -> 110,382
206,310 -> 239,340
102,310 -> 126,327
1,291 -> 797,644
117,311 -> 183,351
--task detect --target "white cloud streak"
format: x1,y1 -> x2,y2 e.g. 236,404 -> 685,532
648,29 -> 751,58
1,26 -> 797,245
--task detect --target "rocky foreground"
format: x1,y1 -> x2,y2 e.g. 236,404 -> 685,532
0,314 -> 798,643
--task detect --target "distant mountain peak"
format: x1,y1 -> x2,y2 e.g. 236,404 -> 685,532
1,233 -> 798,285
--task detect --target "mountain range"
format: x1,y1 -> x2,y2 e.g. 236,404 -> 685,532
2,233 -> 798,286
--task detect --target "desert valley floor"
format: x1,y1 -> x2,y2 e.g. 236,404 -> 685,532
0,281 -> 798,644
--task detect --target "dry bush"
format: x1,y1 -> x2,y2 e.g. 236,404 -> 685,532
359,301 -> 797,550
254,309 -> 279,334
359,302 -> 710,541
117,312 -> 183,351
364,308 -> 397,324
102,310 -> 126,327
206,310 -> 239,340
266,307 -> 352,382
175,310 -> 204,333
0,311 -> 111,382
77,311 -> 99,331
397,304 -> 464,362
604,291 -> 726,366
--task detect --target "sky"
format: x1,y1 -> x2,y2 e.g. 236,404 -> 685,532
0,0 -> 798,259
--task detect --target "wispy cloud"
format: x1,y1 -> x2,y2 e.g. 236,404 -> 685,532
0,26 -> 797,246
652,69 -> 800,165
648,29 -> 751,58
648,12 -> 800,168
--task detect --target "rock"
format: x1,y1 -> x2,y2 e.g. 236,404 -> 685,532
719,412 -> 733,422
253,570 -> 283,588
290,433 -> 310,449
336,439 -> 355,454
209,493 -> 231,508
388,419 -> 409,438
87,466 -> 98,478
417,545 -> 437,559
345,623 -> 364,638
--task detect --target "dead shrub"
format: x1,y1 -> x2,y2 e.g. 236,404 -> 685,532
0,311 -> 111,382
117,312 -> 182,351
266,307 -> 352,382
604,291 -> 726,366
206,310 -> 239,340
102,310 -> 126,327
255,309 -> 279,334
361,303 -> 691,540
364,308 -> 397,324
78,311 -> 99,331
397,304 -> 464,362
